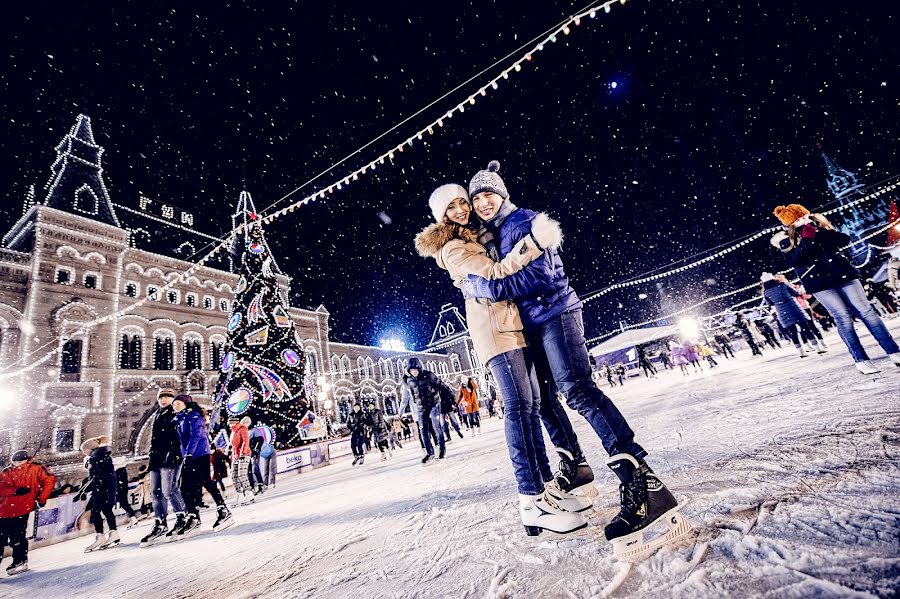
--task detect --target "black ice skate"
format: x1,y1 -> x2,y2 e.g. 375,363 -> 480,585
438,447 -> 446,459
212,506 -> 234,532
555,448 -> 597,498
421,453 -> 434,465
604,454 -> 691,561
139,518 -> 168,548
165,513 -> 188,542
177,513 -> 201,538
6,560 -> 28,576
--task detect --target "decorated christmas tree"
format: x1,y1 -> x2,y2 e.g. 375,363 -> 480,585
213,191 -> 309,447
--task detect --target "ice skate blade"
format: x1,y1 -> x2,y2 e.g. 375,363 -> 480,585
524,521 -> 589,538
213,519 -> 235,532
571,483 -> 599,498
611,507 -> 692,562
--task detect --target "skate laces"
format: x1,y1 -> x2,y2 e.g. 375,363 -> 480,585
540,488 -> 565,511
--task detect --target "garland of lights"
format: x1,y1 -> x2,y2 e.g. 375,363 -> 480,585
585,216 -> 900,344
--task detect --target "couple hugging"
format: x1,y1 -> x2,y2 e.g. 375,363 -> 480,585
415,161 -> 689,558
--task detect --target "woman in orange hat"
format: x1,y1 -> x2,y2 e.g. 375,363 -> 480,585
773,204 -> 900,374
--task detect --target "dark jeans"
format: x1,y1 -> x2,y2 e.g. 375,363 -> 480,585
181,454 -> 226,516
117,490 -> 135,518
89,503 -> 117,533
814,280 -> 900,362
468,411 -> 481,428
784,320 -> 818,346
418,405 -> 445,456
151,465 -> 185,519
0,515 -> 29,564
443,412 -> 463,438
489,349 -> 550,495
351,431 -> 367,457
528,310 -> 646,462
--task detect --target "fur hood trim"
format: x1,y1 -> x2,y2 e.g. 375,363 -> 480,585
415,222 -> 477,258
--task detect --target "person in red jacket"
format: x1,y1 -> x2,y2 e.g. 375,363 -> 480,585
229,416 -> 253,506
0,450 -> 56,575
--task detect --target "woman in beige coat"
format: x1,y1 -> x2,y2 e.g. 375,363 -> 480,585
415,183 -> 588,537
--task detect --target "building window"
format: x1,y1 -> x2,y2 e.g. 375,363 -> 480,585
167,290 -> 179,304
210,340 -> 224,370
204,296 -> 214,310
147,286 -> 160,301
450,354 -> 461,373
219,299 -> 229,312
125,282 -> 138,297
60,339 -> 83,382
55,429 -> 75,453
84,274 -> 98,289
119,334 -> 142,369
186,293 -> 197,307
55,267 -> 73,285
153,336 -> 175,370
184,339 -> 202,371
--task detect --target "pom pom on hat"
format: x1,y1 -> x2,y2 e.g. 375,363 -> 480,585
469,160 -> 509,200
773,204 -> 810,227
428,183 -> 468,223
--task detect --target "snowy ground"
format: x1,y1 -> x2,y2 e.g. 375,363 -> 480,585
3,323 -> 900,599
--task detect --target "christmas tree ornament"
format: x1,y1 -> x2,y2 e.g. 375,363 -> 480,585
245,326 -> 270,346
227,313 -> 242,332
248,291 -> 265,324
221,351 -> 236,372
281,348 -> 300,367
272,305 -> 291,328
226,388 -> 253,415
244,362 -> 292,401
235,276 -> 248,294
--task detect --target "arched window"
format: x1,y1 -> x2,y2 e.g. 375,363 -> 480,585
357,356 -> 366,381
365,357 -> 375,380
383,392 -> 398,416
439,362 -> 449,378
450,354 -> 461,373
305,348 -> 318,375
210,338 -> 225,371
119,333 -> 142,369
341,355 -> 351,380
397,359 -> 406,377
153,330 -> 176,370
184,337 -> 203,371
331,354 -> 341,378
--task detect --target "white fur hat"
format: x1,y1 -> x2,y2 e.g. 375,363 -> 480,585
760,272 -> 775,282
428,183 -> 468,223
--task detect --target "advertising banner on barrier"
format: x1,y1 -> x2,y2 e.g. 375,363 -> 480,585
328,439 -> 352,460
276,447 -> 312,474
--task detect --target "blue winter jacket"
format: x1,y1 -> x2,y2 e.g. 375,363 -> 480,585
469,207 -> 582,328
175,408 -> 212,458
762,280 -> 808,328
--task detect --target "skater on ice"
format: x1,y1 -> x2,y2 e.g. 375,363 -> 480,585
399,358 -> 454,464
0,450 -> 55,575
773,203 -> 900,374
461,161 -> 691,557
78,435 -> 121,552
761,272 -> 827,357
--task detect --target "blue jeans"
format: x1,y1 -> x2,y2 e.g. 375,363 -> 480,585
527,310 -> 646,461
814,280 -> 900,362
443,411 -> 463,438
151,465 -> 185,520
418,405 -> 445,456
489,349 -> 551,496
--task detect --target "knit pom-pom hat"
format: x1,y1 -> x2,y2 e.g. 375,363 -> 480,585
468,160 -> 509,200
773,204 -> 810,227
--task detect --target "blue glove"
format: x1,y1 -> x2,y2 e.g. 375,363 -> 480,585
465,274 -> 492,300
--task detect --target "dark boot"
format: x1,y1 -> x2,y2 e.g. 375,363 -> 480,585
555,448 -> 596,496
604,454 -> 678,541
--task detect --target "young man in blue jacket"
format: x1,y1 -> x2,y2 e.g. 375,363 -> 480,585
461,161 -> 689,559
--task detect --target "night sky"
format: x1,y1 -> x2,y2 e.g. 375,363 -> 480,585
2,1 -> 897,347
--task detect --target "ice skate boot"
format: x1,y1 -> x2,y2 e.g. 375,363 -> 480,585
795,345 -> 808,358
5,560 -> 28,576
519,491 -> 588,537
421,453 -> 434,465
855,360 -> 881,375
380,452 -> 387,461
438,447 -> 446,459
165,513 -> 187,541
889,352 -> 900,366
99,530 -> 121,549
555,448 -> 597,498
604,454 -> 691,561
177,513 -> 201,538
352,456 -> 360,466
212,505 -> 234,531
139,518 -> 168,547
126,515 -> 140,529
84,533 -> 106,553
544,478 -> 593,513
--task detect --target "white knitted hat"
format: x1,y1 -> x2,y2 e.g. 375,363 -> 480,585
428,183 -> 468,223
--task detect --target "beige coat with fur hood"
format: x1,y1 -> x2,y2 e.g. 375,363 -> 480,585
415,213 -> 563,364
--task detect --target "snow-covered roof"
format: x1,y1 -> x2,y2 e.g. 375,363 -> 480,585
588,325 -> 680,356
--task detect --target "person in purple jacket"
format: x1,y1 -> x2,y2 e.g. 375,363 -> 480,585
173,395 -> 233,536
461,161 -> 689,559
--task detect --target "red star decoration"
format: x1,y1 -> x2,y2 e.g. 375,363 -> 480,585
249,211 -> 258,221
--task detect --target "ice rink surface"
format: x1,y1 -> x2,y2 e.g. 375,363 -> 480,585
3,322 -> 899,598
